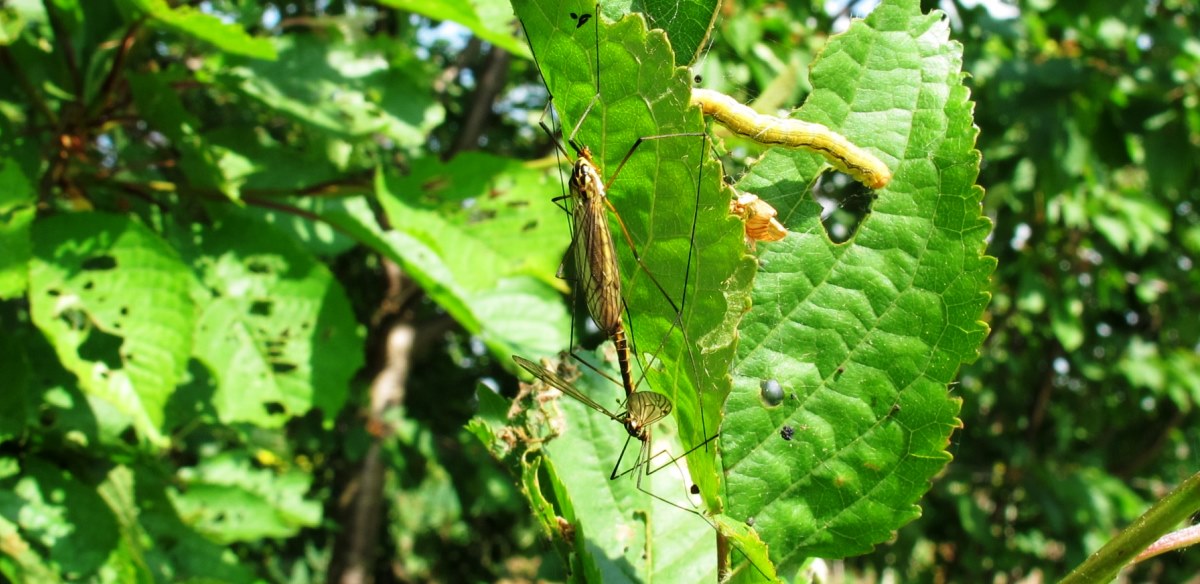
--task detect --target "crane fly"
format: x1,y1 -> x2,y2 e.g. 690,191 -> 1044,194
513,3 -> 777,580
522,3 -> 714,447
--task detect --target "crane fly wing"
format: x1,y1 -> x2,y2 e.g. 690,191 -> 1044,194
513,355 -> 625,423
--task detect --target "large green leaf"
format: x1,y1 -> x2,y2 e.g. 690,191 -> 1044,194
29,213 -> 196,446
510,0 -> 762,578
187,213 -> 363,428
604,0 -> 720,65
219,35 -> 443,150
376,152 -> 574,358
513,0 -> 753,507
0,155 -> 35,299
721,0 -> 993,575
169,451 -> 322,543
0,458 -> 120,578
376,0 -> 532,59
117,0 -> 276,59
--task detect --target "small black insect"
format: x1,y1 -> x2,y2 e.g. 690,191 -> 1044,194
570,12 -> 592,28
780,425 -> 795,441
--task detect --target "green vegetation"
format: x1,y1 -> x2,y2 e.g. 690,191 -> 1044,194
0,0 -> 1196,582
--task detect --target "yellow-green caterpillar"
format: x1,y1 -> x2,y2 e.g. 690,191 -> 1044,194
691,88 -> 892,189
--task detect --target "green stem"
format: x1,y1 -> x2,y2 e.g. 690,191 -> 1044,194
1061,471 -> 1200,583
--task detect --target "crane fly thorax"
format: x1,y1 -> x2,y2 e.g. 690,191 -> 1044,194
569,157 -> 604,203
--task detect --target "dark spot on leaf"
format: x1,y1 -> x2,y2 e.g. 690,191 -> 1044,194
272,362 -> 297,374
247,260 -> 270,274
47,288 -> 61,297
83,280 -> 94,290
522,220 -> 538,232
59,307 -> 89,331
39,409 -> 56,427
507,199 -> 530,208
82,255 -> 116,271
570,12 -> 591,28
250,301 -> 272,316
120,306 -> 129,316
263,402 -> 286,415
422,176 -> 449,193
780,425 -> 795,441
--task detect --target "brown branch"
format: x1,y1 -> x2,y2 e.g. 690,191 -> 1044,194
332,262 -> 418,584
89,19 -> 142,119
445,45 -> 511,160
0,46 -> 58,126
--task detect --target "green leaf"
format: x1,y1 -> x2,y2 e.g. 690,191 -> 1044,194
169,451 -> 322,543
0,154 -> 36,298
376,152 -> 574,357
117,0 -> 276,59
0,458 -> 120,578
220,35 -> 443,150
376,0 -> 532,59
122,465 -> 256,582
0,5 -> 26,46
29,213 -> 196,446
187,213 -> 363,427
126,69 -> 234,200
512,0 -> 755,519
0,327 -> 31,442
723,0 -> 992,573
604,0 -> 720,65
535,354 -> 725,582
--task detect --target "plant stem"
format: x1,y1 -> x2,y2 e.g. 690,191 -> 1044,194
1061,471 -> 1200,583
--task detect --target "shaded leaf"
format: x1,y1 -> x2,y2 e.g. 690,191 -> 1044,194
118,0 -> 276,59
188,214 -> 363,427
29,213 -> 195,446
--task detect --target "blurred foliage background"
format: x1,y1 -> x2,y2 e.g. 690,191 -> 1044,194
0,0 -> 1198,582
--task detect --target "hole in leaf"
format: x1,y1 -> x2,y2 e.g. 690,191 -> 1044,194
82,255 -> 117,271
814,173 -> 877,243
119,426 -> 138,445
250,301 -> 272,316
263,401 -> 286,415
78,326 -> 123,368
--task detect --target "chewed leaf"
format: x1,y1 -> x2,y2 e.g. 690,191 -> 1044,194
722,0 -> 993,575
514,0 -> 754,513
